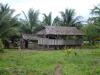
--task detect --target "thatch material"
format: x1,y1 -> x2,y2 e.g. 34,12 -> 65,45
22,34 -> 38,40
36,26 -> 84,35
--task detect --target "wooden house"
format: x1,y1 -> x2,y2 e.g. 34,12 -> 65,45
21,26 -> 84,49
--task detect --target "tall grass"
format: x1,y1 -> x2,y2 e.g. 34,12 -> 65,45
0,49 -> 100,75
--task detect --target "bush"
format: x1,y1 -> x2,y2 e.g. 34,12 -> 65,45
82,42 -> 100,49
0,68 -> 10,75
64,48 -> 78,56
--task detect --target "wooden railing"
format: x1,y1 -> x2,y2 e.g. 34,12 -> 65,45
38,38 -> 83,45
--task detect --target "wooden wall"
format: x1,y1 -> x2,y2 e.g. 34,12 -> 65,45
38,38 -> 83,45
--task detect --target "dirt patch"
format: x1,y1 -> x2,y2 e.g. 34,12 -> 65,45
54,63 -> 62,75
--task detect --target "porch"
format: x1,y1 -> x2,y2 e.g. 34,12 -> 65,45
38,38 -> 83,46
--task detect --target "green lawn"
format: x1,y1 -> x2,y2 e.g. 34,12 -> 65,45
0,49 -> 100,75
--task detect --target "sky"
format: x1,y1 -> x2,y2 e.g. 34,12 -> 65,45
0,0 -> 100,21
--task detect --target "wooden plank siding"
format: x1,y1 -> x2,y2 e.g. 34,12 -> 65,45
38,38 -> 64,45
38,38 -> 83,45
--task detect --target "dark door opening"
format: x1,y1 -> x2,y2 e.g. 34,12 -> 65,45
25,40 -> 28,48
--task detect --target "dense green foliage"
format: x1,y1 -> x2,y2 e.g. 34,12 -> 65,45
20,9 -> 40,34
42,9 -> 82,27
0,3 -> 20,39
0,3 -> 100,47
60,9 -> 82,28
42,12 -> 52,26
52,16 -> 62,26
82,4 -> 100,45
0,49 -> 100,75
82,24 -> 98,45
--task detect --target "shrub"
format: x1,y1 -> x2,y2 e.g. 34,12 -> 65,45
82,42 -> 100,49
64,48 -> 77,56
64,48 -> 72,56
0,68 -> 10,75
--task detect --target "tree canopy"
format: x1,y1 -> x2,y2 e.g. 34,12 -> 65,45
20,8 -> 40,34
60,9 -> 82,28
0,3 -> 20,39
0,3 -> 100,47
42,12 -> 52,26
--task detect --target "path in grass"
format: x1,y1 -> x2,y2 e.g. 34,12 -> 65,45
91,57 -> 100,74
54,63 -> 62,75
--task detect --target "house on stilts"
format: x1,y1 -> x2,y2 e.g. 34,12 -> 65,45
21,26 -> 84,49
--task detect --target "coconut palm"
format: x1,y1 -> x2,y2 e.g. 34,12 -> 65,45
0,3 -> 20,48
91,4 -> 100,27
52,16 -> 62,26
60,9 -> 82,28
91,4 -> 100,16
21,8 -> 40,33
90,4 -> 100,36
0,3 -> 20,38
42,12 -> 52,26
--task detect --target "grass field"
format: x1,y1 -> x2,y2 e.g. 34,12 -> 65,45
0,49 -> 100,75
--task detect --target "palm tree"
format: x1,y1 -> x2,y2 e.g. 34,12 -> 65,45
0,3 -> 20,38
91,4 -> 100,16
42,12 -> 52,26
52,16 -> 62,26
0,3 -> 20,48
90,4 -> 100,36
91,4 -> 100,27
21,8 -> 40,33
60,9 -> 82,28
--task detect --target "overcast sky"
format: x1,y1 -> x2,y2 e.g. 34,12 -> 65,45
0,0 -> 100,21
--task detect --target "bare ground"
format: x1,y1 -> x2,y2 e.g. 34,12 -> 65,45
54,63 -> 62,75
